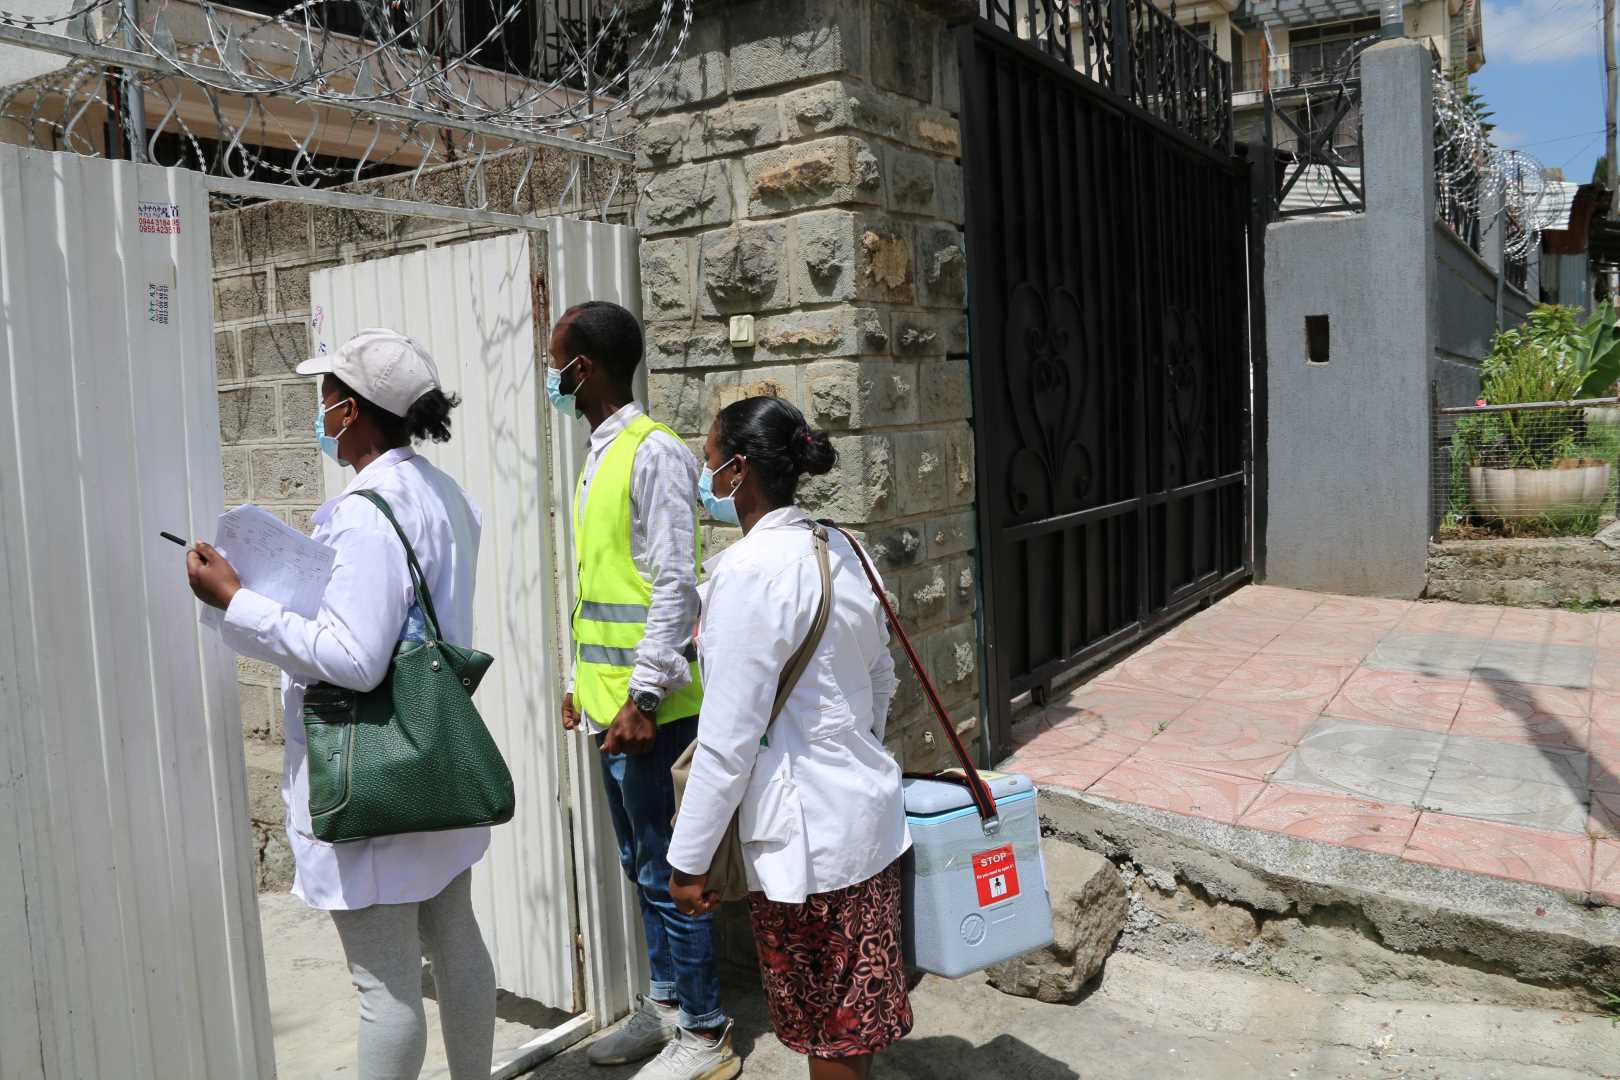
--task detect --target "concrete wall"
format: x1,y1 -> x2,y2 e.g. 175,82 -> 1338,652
1264,39 -> 1435,597
1431,221 -> 1534,407
629,0 -> 981,772
210,149 -> 610,887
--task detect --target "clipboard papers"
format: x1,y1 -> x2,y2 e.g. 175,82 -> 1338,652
201,505 -> 335,627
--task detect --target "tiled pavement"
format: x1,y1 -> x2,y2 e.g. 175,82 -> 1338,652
999,586 -> 1620,903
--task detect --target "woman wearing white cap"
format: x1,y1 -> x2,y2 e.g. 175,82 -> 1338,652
186,329 -> 496,1080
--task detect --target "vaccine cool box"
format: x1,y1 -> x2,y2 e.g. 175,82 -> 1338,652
901,771 -> 1053,978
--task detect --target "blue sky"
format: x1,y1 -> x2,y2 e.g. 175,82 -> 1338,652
1473,0 -> 1609,184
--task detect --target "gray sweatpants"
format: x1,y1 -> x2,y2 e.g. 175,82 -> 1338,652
329,869 -> 496,1080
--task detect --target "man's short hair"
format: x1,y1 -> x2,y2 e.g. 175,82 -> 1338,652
559,301 -> 643,389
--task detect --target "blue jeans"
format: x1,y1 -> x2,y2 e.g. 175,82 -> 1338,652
597,715 -> 726,1031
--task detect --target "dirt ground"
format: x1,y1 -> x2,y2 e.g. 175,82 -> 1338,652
262,891 -> 1619,1080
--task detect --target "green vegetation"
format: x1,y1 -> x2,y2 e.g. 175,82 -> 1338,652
1601,985 -> 1620,1024
1440,302 -> 1620,538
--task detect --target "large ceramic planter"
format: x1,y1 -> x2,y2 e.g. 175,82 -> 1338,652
1468,460 -> 1613,518
1585,406 -> 1620,427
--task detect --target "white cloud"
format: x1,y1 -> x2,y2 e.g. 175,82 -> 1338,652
1493,128 -> 1531,147
1484,0 -> 1603,64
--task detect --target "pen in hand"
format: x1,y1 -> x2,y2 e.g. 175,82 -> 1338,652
160,531 -> 188,547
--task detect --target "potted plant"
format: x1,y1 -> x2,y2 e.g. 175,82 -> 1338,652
1461,301 -> 1620,521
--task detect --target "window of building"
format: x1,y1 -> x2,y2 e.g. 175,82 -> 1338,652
1184,20 -> 1215,52
1288,16 -> 1378,82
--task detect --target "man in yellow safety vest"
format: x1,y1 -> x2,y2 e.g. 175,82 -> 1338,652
549,301 -> 738,1080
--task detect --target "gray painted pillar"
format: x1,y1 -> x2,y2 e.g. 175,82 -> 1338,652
1263,39 -> 1436,597
1363,40 -> 1435,224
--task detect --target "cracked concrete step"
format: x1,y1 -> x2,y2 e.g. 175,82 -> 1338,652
1039,786 -> 1620,1014
543,949 -> 1620,1080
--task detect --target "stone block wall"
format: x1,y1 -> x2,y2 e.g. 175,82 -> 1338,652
211,149 -> 614,888
632,0 -> 980,770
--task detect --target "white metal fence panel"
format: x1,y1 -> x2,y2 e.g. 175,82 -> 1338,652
311,233 -> 578,1012
541,215 -> 649,1027
0,148 -> 273,1080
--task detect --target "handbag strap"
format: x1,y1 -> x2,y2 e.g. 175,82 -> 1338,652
351,490 -> 445,644
821,521 -> 999,828
765,523 -> 832,730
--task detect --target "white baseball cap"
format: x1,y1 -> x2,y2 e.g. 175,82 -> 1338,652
296,329 -> 443,418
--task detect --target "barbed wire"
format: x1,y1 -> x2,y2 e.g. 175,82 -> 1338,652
1432,70 -> 1547,264
0,0 -> 691,142
0,55 -> 638,216
1259,29 -> 1548,260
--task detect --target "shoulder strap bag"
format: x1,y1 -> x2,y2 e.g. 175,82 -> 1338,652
301,489 -> 516,843
821,521 -> 1000,827
670,522 -> 833,902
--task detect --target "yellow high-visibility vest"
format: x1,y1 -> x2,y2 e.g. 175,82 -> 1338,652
572,413 -> 704,727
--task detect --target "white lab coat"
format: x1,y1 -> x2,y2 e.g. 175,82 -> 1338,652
666,506 -> 911,904
221,448 -> 490,910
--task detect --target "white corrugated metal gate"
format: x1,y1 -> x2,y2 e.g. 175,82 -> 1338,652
542,217 -> 653,1028
0,144 -> 649,1078
313,234 -> 583,1013
0,148 -> 274,1079
312,221 -> 650,1028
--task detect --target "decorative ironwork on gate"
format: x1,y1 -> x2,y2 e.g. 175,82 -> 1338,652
977,0 -> 1233,152
959,12 -> 1252,760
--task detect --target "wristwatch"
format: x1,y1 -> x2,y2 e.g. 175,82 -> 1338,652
631,689 -> 662,716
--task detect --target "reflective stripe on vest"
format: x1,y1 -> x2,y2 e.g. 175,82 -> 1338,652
571,414 -> 704,727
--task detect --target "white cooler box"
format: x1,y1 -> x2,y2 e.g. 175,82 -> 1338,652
901,771 -> 1053,978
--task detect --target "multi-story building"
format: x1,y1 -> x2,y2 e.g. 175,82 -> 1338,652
1171,0 -> 1485,147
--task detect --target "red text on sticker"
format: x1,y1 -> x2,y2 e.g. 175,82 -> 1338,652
972,844 -> 1020,907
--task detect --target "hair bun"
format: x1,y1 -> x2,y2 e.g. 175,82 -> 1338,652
791,425 -> 838,476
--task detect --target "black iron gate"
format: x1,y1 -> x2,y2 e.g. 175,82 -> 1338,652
960,6 -> 1255,761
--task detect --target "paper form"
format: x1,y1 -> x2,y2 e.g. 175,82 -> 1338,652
201,505 -> 336,628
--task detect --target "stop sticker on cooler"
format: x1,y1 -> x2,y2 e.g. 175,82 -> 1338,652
972,844 -> 1020,907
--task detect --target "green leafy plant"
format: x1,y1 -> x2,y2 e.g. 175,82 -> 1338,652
1470,302 -> 1620,469
1481,301 -> 1620,402
1601,985 -> 1620,1025
1440,303 -> 1620,537
1453,73 -> 1494,137
1576,300 -> 1620,397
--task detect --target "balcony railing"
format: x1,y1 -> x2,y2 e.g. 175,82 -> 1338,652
1234,54 -> 1363,94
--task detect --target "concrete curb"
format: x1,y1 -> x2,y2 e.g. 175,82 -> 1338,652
1036,784 -> 1620,997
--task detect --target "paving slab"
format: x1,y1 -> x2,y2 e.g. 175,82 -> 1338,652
1420,773 -> 1591,832
1270,718 -> 1444,805
1432,735 -> 1588,789
1364,633 -> 1489,677
1474,640 -> 1597,689
1004,587 -> 1617,907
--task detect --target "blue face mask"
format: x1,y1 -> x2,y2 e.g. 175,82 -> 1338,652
699,456 -> 741,525
315,397 -> 353,464
546,356 -> 582,416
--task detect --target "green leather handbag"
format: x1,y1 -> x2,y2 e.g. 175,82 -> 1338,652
301,490 -> 515,843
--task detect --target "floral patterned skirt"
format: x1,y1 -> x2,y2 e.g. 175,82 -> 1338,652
747,861 -> 913,1059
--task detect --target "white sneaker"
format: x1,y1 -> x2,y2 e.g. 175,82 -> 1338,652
630,1022 -> 741,1080
587,995 -> 679,1066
